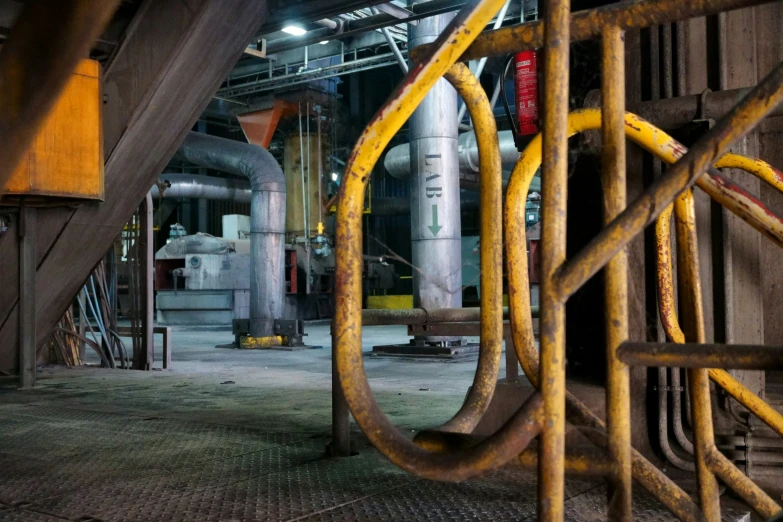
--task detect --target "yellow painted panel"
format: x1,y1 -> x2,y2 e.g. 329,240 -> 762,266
4,59 -> 103,200
367,295 -> 413,309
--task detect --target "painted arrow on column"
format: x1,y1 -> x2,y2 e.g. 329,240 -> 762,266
428,204 -> 442,236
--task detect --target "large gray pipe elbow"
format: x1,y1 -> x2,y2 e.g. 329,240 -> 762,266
176,132 -> 286,338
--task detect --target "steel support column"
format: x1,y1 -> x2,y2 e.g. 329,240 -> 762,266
135,192 -> 154,371
409,13 -> 463,333
330,331 -> 351,456
601,24 -> 631,521
18,206 -> 35,388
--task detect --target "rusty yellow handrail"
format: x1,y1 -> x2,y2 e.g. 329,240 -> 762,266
436,63 -> 504,435
333,0 -> 783,517
657,197 -> 783,439
506,108 -> 783,520
334,0 -> 550,482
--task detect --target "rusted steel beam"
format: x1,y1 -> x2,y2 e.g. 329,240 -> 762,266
0,0 -> 120,192
690,368 -> 721,521
601,24 -> 631,522
557,58 -> 783,301
518,448 -> 613,477
706,446 -> 781,519
538,0 -> 571,518
438,63 -> 503,435
617,342 -> 783,369
412,0 -> 774,62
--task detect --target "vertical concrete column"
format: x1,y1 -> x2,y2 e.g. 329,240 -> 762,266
409,13 -> 462,319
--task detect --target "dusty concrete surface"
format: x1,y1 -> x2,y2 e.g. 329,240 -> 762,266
0,325 -> 751,521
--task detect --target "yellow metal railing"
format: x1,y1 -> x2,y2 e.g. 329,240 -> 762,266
333,0 -> 783,520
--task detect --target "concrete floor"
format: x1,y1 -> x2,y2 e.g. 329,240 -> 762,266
0,325 -> 752,521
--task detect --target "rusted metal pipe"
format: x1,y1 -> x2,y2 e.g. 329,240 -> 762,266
672,192 -> 699,457
706,446 -> 782,519
435,63 -> 504,434
412,0 -> 775,62
334,0 -> 543,482
618,342 -> 783,369
601,24 -> 632,521
538,0 -> 571,518
557,58 -> 783,301
518,447 -> 613,477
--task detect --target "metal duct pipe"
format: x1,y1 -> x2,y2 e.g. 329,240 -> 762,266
151,174 -> 251,203
409,13 -> 462,334
385,129 -> 521,179
175,132 -> 286,339
372,196 -> 479,216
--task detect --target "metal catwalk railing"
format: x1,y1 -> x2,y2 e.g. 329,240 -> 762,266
332,0 -> 783,520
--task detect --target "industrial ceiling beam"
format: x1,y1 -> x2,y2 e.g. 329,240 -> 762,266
0,0 -> 121,192
0,0 -> 272,368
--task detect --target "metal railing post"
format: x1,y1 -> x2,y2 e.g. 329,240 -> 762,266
601,24 -> 631,521
538,0 -> 570,519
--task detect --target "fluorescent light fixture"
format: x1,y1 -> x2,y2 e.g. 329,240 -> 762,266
281,24 -> 307,36
319,40 -> 329,45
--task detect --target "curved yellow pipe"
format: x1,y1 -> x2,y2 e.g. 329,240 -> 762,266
506,108 -> 783,438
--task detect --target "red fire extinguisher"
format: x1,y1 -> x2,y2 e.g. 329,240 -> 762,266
514,50 -> 539,137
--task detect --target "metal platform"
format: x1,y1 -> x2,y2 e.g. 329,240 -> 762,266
0,394 -> 750,521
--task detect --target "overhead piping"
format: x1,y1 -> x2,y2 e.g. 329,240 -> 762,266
385,129 -> 522,179
371,6 -> 408,73
151,174 -> 251,203
175,132 -> 286,340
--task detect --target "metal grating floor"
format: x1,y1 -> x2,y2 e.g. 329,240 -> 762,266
0,401 -> 752,522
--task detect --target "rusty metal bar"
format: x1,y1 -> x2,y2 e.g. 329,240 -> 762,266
699,168 -> 783,248
438,62 -> 503,434
414,0 -> 775,62
503,111 -> 714,522
0,0 -> 120,192
688,365 -> 721,522
538,0 -> 571,518
18,206 -> 35,389
670,183 -> 720,521
709,369 -> 783,437
601,24 -> 631,521
517,448 -> 613,477
557,59 -> 783,301
330,329 -> 351,456
656,186 -> 783,438
617,342 -> 783,369
706,446 -> 782,519
631,87 -> 783,129
362,306 -> 539,325
334,0 -> 547,481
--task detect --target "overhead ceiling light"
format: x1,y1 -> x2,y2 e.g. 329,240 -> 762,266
319,40 -> 329,45
282,24 -> 307,36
